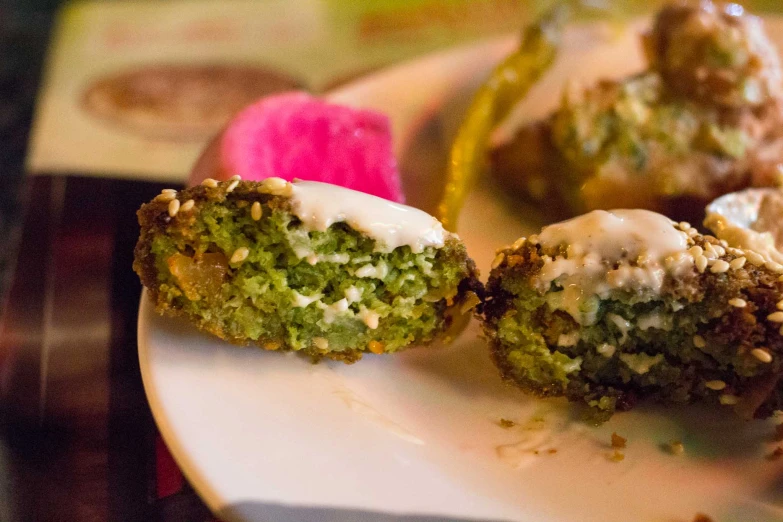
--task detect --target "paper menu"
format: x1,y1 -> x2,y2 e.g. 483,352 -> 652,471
26,0 -> 530,183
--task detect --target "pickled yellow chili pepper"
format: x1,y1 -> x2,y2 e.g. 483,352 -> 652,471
438,5 -> 568,230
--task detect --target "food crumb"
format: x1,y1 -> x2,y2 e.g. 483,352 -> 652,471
524,417 -> 546,430
499,418 -> 516,428
666,439 -> 685,455
766,446 -> 783,461
608,450 -> 625,462
611,432 -> 627,449
692,514 -> 714,522
547,448 -> 557,454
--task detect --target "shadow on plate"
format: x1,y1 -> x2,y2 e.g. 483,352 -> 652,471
760,467 -> 783,512
612,401 -> 779,460
216,501 -> 511,522
396,322 -> 529,401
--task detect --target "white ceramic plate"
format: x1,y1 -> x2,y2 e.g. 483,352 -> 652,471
139,19 -> 783,522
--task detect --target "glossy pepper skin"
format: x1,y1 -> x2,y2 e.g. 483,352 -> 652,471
438,5 -> 567,230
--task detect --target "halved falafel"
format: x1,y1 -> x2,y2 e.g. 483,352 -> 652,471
134,177 -> 481,362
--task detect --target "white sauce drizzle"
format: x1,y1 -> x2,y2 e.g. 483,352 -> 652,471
306,253 -> 351,265
344,286 -> 363,304
358,306 -> 381,329
535,210 -> 691,325
318,298 -> 351,324
705,188 -> 783,265
355,262 -> 388,279
291,290 -> 323,308
286,180 -> 447,253
607,313 -> 631,345
637,311 -> 673,331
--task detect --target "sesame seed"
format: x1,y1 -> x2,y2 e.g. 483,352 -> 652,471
751,348 -> 773,363
230,247 -> 249,264
251,201 -> 262,221
665,253 -> 687,269
687,228 -> 698,237
714,246 -> 726,257
156,192 -> 176,202
265,177 -> 286,188
767,261 -> 783,273
667,440 -> 685,455
688,246 -> 703,257
693,335 -> 706,348
229,174 -> 241,181
768,312 -> 783,323
710,260 -> 730,273
679,222 -> 691,230
180,199 -> 195,212
167,199 -> 180,217
259,177 -> 290,195
703,250 -> 717,260
312,337 -> 329,350
728,298 -> 746,308
705,380 -> 726,390
704,243 -> 716,254
695,255 -> 708,273
226,179 -> 240,193
491,253 -> 505,270
777,300 -> 783,310
719,394 -> 739,405
528,234 -> 540,245
161,188 -> 177,195
746,251 -> 765,266
729,257 -> 746,270
201,178 -> 219,188
727,247 -> 743,256
512,237 -> 526,250
719,240 -> 728,248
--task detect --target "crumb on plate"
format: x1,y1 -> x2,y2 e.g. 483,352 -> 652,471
608,450 -> 625,462
666,439 -> 685,455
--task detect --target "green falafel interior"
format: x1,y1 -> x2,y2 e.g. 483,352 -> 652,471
134,177 -> 480,361
482,209 -> 783,422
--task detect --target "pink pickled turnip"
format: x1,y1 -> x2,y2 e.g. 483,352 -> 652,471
218,92 -> 404,202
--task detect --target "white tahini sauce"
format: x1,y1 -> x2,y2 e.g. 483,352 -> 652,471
283,180 -> 447,254
535,210 -> 692,325
704,188 -> 783,265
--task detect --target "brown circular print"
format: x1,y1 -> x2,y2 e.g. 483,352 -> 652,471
81,63 -> 304,141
